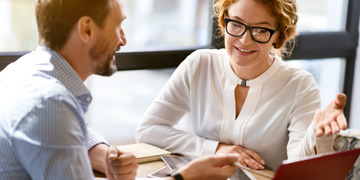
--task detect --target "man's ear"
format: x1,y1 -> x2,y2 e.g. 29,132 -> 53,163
77,16 -> 95,43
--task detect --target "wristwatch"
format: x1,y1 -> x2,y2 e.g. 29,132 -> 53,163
170,172 -> 184,180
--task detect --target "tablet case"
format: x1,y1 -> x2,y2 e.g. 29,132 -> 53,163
273,148 -> 360,180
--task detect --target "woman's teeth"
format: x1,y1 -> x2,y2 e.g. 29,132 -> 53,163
239,49 -> 253,52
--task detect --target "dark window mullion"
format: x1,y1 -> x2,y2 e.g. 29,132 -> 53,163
342,0 -> 360,120
290,32 -> 356,60
114,45 -> 214,71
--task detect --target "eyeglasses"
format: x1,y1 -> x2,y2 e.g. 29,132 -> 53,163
224,18 -> 279,43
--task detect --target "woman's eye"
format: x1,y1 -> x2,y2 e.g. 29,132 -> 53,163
231,22 -> 242,28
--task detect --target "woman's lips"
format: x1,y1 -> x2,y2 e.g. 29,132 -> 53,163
235,46 -> 256,55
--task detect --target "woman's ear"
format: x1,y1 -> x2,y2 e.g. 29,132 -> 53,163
273,42 -> 277,47
273,34 -> 280,48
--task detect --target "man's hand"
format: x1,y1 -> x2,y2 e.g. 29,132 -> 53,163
314,93 -> 348,137
105,146 -> 138,180
175,154 -> 239,180
216,143 -> 265,170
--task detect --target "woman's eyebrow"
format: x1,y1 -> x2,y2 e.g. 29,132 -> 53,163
230,15 -> 273,27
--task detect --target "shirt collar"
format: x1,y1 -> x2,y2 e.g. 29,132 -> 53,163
36,46 -> 92,113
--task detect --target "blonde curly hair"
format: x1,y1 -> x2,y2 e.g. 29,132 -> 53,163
213,0 -> 298,58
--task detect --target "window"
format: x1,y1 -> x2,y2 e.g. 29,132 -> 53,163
289,0 -> 348,108
0,0 -> 212,52
287,58 -> 346,108
122,0 -> 212,50
289,0 -> 349,108
288,0 -> 358,118
85,69 -> 174,145
297,0 -> 347,32
0,0 -> 38,52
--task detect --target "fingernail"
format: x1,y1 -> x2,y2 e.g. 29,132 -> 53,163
109,153 -> 117,159
260,160 -> 265,165
259,165 -> 264,169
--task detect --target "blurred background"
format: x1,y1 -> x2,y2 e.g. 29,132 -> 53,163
0,0 -> 359,145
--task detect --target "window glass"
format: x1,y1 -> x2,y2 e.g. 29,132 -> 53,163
0,0 -> 349,52
0,0 -> 211,52
85,69 -> 174,145
0,0 -> 38,52
121,0 -> 212,51
297,0 -> 348,32
287,58 -> 346,108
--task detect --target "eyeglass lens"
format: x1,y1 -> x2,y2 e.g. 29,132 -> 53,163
227,21 -> 271,43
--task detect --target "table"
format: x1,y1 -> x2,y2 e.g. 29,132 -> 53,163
94,160 -> 275,179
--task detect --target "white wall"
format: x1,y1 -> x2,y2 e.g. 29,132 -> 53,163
349,22 -> 360,129
0,0 -> 10,51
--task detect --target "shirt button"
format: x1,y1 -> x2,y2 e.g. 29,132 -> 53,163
86,97 -> 91,101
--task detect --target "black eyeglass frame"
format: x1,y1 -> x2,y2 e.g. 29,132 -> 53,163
224,18 -> 279,43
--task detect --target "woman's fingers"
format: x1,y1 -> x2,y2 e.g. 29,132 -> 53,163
243,157 -> 264,170
238,148 -> 264,169
337,113 -> 347,130
314,93 -> 348,137
314,110 -> 325,137
237,157 -> 247,167
244,148 -> 265,165
215,143 -> 265,170
324,125 -> 332,136
334,93 -> 347,109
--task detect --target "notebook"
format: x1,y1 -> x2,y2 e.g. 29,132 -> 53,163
118,143 -> 171,164
273,148 -> 360,180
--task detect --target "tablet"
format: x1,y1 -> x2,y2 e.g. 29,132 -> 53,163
161,156 -> 256,180
147,166 -> 172,178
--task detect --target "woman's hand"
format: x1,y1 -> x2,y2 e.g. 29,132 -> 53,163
215,143 -> 265,170
314,93 -> 348,137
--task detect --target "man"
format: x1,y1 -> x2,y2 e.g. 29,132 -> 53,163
0,0 -> 238,179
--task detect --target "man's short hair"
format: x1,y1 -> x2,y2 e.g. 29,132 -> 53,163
36,0 -> 112,50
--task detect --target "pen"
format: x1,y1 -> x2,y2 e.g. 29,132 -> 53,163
233,162 -> 274,179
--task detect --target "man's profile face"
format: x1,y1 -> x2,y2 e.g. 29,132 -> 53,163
89,0 -> 127,76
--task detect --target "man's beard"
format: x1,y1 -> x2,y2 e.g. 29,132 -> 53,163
89,38 -> 117,76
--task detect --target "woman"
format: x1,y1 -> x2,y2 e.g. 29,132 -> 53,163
136,0 -> 347,171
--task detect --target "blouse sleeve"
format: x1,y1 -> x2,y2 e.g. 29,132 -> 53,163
135,50 -> 219,156
287,73 -> 335,160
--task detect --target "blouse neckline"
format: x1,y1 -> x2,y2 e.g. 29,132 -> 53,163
224,50 -> 281,87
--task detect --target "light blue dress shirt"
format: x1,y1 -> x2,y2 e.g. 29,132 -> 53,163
0,46 -> 108,180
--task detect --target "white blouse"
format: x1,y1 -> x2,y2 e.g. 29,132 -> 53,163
136,49 -> 334,171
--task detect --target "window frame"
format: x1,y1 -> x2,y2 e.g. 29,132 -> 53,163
0,0 -> 359,120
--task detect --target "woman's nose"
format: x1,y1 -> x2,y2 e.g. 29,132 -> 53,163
239,30 -> 253,45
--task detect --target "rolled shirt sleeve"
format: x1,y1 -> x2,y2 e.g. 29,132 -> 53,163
87,127 -> 109,150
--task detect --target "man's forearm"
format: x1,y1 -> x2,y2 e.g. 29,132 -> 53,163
88,144 -> 109,173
